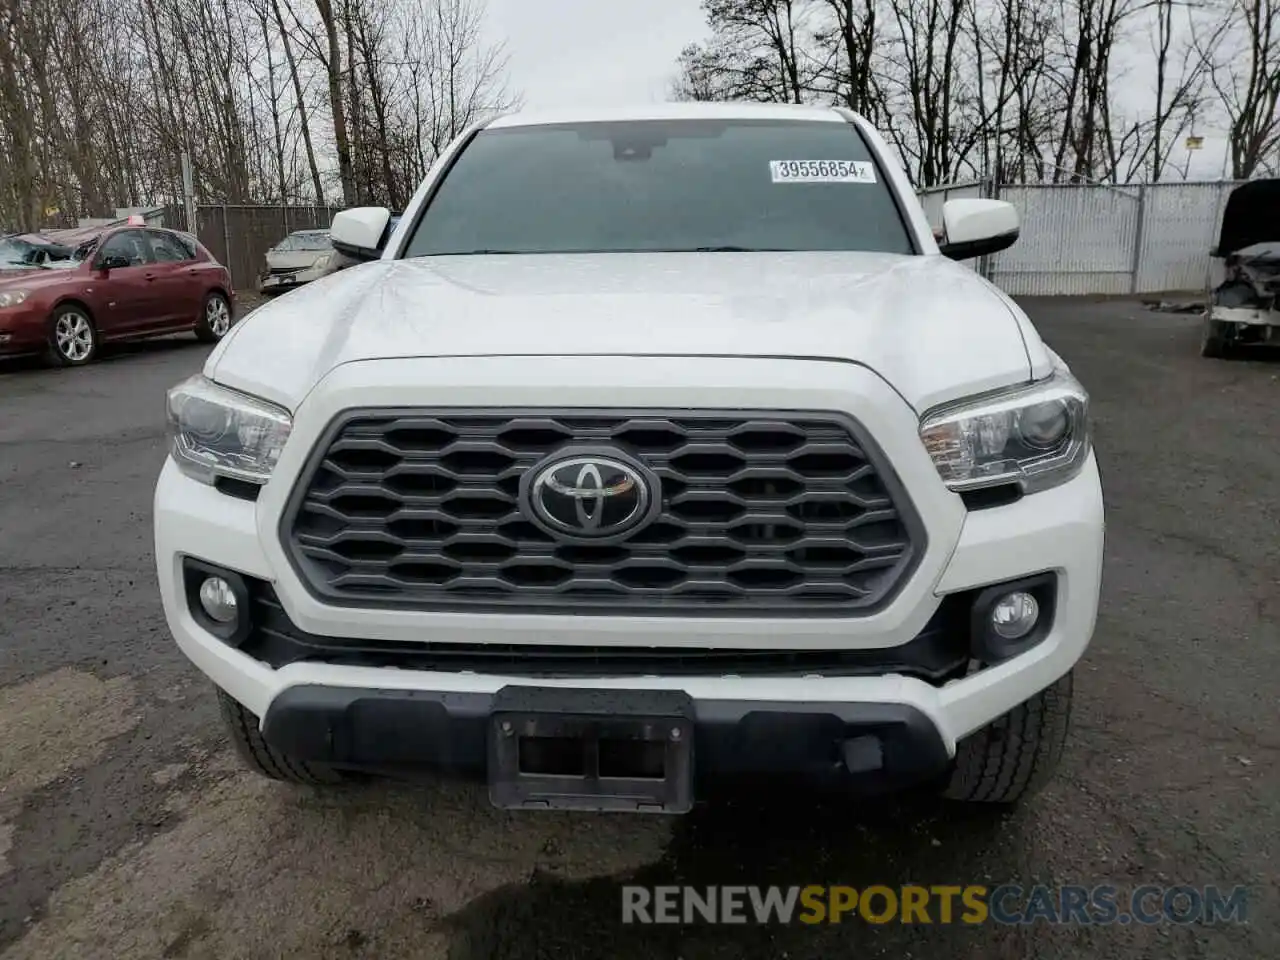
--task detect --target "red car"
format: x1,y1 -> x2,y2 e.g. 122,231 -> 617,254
0,225 -> 236,366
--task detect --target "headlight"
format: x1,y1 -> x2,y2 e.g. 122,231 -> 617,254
166,375 -> 291,484
919,368 -> 1091,493
0,290 -> 29,308
312,253 -> 332,269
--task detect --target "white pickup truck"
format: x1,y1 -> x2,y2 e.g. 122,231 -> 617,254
155,103 -> 1103,813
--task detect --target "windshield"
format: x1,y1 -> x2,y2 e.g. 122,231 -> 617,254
0,237 -> 76,268
0,238 -> 35,266
402,119 -> 914,257
275,231 -> 331,252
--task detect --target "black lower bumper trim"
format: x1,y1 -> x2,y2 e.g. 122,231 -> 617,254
236,580 -> 972,681
259,684 -> 951,792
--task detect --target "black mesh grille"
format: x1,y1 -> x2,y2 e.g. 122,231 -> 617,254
281,410 -> 922,615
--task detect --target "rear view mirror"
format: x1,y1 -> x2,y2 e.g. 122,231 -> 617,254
99,255 -> 131,271
937,199 -> 1020,261
331,207 -> 392,262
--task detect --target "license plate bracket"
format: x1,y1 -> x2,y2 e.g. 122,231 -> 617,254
488,687 -> 694,814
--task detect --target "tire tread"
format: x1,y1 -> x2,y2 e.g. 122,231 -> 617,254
1200,318 -> 1230,359
943,669 -> 1073,805
217,689 -> 344,785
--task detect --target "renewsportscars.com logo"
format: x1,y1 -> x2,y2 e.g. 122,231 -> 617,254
621,884 -> 1250,926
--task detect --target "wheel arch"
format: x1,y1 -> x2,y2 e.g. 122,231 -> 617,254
207,286 -> 233,308
44,297 -> 101,366
49,297 -> 98,326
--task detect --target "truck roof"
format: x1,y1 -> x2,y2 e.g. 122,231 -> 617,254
486,102 -> 850,130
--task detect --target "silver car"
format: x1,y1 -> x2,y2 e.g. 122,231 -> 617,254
259,229 -> 335,294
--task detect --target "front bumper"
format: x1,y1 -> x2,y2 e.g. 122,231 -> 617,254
259,263 -> 328,293
1209,305 -> 1280,333
155,355 -> 1105,785
262,684 -> 952,793
0,306 -> 45,357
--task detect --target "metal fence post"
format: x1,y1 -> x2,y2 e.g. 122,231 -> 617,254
221,204 -> 231,276
1128,184 -> 1147,294
180,152 -> 196,234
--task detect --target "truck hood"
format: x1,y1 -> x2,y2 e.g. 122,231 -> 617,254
209,251 -> 1045,412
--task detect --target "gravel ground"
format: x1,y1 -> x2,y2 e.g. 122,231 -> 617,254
0,297 -> 1276,959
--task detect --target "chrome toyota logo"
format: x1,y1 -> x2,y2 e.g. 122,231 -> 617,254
522,452 -> 658,539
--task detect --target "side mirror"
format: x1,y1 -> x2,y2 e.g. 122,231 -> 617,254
98,255 -> 131,271
331,207 -> 392,262
937,199 -> 1020,261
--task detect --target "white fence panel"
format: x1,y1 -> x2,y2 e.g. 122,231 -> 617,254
1134,183 -> 1231,293
988,185 -> 1141,295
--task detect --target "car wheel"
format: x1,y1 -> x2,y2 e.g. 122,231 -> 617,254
941,669 -> 1073,806
196,292 -> 233,343
1200,318 -> 1232,359
45,305 -> 99,367
217,688 -> 347,785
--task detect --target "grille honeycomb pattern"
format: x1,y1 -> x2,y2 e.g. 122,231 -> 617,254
283,411 -> 921,614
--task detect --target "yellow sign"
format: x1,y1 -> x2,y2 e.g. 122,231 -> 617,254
1186,136 -> 1204,150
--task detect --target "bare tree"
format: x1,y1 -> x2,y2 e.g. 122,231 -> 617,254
673,0 -> 818,103
814,0 -> 881,118
271,0 -> 326,203
880,0 -> 978,186
311,0 -> 357,204
670,0 -> 1280,188
1125,0 -> 1223,181
1205,0 -> 1280,177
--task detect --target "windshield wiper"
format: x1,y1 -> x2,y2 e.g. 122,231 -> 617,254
419,246 -> 788,256
424,249 -> 534,256
682,246 -> 785,252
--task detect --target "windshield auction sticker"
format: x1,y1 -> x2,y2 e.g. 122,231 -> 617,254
769,161 -> 877,183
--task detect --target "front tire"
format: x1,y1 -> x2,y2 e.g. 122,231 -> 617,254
942,669 -> 1073,805
217,688 -> 346,785
195,292 -> 233,343
1200,318 -> 1232,359
45,305 -> 99,367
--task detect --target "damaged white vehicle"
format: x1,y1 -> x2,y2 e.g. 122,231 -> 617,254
1202,179 -> 1280,358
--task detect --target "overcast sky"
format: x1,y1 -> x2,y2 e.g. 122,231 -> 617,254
485,0 -> 708,108
483,0 -> 1231,178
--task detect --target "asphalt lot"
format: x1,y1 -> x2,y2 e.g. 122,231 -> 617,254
0,297 -> 1276,959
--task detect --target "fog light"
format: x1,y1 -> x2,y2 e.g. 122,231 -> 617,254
198,576 -> 239,623
990,591 -> 1039,640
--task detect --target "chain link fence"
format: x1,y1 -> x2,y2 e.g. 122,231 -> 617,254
160,203 -> 343,291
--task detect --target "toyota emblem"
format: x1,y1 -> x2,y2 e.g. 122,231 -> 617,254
521,451 -> 660,540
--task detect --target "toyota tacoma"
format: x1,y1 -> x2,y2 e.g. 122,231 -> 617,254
155,103 -> 1104,812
